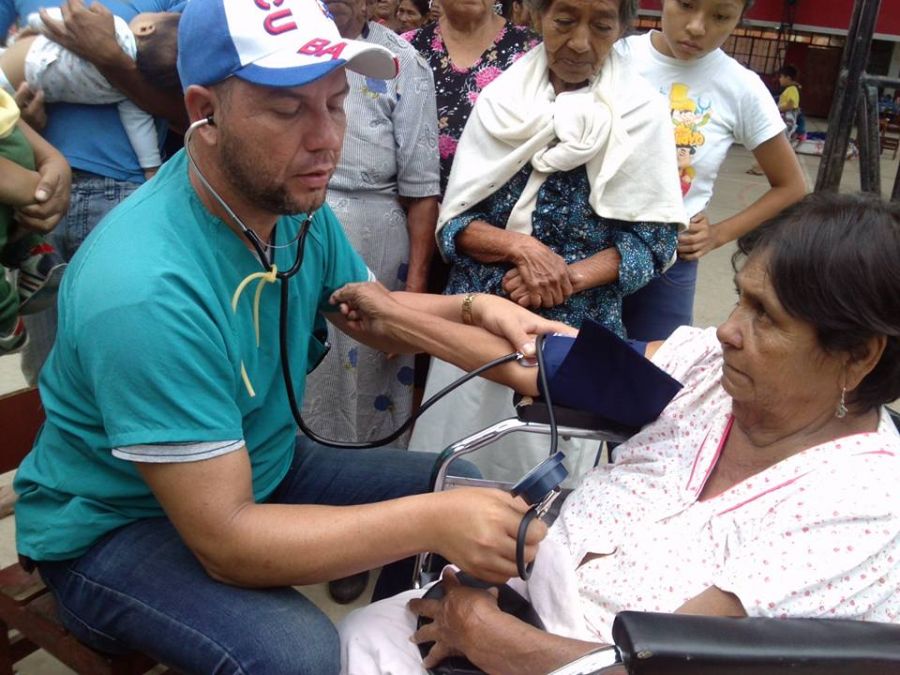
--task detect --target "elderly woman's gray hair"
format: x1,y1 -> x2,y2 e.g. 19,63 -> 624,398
525,0 -> 638,30
734,192 -> 900,411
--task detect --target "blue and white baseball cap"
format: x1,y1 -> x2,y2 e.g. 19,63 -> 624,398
177,0 -> 398,90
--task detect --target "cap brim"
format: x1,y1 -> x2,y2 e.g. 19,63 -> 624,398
234,41 -> 398,88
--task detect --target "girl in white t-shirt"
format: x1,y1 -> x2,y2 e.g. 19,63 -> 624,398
621,0 -> 806,340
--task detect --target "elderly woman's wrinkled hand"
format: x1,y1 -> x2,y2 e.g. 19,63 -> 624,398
409,569 -> 502,669
39,0 -> 124,68
472,293 -> 577,358
507,240 -> 574,308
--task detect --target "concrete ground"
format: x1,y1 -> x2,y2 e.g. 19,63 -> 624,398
0,120 -> 897,673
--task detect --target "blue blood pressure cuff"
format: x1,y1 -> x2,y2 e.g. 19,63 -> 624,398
537,319 -> 683,430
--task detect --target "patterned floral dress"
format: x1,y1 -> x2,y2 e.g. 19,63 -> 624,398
402,20 -> 539,195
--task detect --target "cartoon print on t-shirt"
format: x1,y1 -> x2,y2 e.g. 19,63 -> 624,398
668,83 -> 710,197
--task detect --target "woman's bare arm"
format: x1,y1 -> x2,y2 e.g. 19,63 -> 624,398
679,133 -> 806,260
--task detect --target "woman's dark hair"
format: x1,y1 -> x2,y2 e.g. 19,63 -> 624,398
399,0 -> 430,18
525,0 -> 638,33
733,192 -> 900,411
135,14 -> 182,90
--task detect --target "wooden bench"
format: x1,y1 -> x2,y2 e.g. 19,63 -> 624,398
0,387 -> 169,675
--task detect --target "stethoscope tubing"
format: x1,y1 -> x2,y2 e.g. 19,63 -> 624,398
186,116 -> 558,579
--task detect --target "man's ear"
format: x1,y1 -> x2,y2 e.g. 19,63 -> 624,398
184,85 -> 220,143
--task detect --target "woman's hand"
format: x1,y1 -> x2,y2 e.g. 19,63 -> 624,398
409,569 -> 504,669
506,239 -> 573,308
39,0 -> 126,68
470,293 -> 576,358
677,212 -> 719,261
504,267 -> 572,309
330,281 -> 404,337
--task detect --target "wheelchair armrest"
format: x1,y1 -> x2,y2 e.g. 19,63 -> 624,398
611,611 -> 900,675
514,395 -> 638,437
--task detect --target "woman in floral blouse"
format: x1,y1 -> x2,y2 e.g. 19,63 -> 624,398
402,0 -> 538,195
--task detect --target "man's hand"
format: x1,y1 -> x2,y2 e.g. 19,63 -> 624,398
409,569 -> 503,669
16,158 -> 71,232
469,294 -> 575,359
13,123 -> 72,233
432,489 -> 546,584
39,0 -> 126,68
677,212 -> 718,261
14,84 -> 47,131
504,240 -> 573,309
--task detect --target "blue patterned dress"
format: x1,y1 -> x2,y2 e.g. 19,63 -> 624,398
440,165 -> 678,336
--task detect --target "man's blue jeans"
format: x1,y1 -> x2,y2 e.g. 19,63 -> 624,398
37,437 -> 470,675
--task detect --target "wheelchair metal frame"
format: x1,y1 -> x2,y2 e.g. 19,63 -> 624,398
412,416 -> 631,589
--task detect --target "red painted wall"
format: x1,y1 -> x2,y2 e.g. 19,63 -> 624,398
640,1 -> 900,37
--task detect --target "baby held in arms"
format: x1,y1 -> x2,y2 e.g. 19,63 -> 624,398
0,9 -> 180,179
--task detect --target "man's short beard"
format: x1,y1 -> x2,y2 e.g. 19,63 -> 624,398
218,127 -> 324,216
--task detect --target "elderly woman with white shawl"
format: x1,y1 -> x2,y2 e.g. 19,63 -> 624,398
408,0 -> 687,483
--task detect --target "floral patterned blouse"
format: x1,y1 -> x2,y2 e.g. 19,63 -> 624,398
439,165 -> 679,337
402,21 -> 539,195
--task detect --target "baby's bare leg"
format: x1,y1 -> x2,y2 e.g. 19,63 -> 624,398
0,36 -> 37,92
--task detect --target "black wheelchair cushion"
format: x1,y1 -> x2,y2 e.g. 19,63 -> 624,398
416,574 -> 544,675
612,611 -> 900,675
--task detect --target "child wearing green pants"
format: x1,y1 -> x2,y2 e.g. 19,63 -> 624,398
0,88 -> 65,354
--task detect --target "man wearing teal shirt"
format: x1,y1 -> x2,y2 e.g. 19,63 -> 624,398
12,0 -> 561,671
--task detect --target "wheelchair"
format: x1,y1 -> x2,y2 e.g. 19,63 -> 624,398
412,399 -> 900,675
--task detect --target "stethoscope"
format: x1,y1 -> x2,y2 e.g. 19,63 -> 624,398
184,115 -> 563,579
185,116 -> 312,278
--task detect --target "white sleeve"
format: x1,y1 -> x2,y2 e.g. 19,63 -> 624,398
117,99 -> 161,168
649,325 -> 720,381
733,70 -> 785,151
112,439 -> 244,463
715,457 -> 900,622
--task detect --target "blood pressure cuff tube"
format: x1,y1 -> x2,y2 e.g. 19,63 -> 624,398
537,319 -> 683,430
